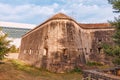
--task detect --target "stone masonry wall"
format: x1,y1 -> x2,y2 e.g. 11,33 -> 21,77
83,70 -> 120,80
89,30 -> 115,63
19,14 -> 115,73
19,19 -> 86,73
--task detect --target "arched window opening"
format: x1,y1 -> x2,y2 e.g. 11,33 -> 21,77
43,48 -> 48,56
98,47 -> 102,54
63,48 -> 68,59
90,49 -> 92,53
29,49 -> 32,54
98,39 -> 102,44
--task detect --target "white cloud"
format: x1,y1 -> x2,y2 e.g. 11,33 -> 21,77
0,3 -> 58,22
57,2 -> 118,23
0,1 -> 118,24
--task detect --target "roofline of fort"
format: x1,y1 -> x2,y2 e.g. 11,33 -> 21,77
22,17 -> 114,38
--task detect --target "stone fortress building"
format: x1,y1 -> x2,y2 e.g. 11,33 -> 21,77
19,13 -> 115,73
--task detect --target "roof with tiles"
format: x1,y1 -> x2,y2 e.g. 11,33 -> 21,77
50,13 -> 113,29
49,13 -> 72,19
79,23 -> 113,29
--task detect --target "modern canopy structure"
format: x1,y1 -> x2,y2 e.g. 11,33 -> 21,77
0,21 -> 36,47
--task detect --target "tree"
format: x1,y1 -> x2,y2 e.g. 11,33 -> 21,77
108,0 -> 120,46
9,45 -> 19,53
108,0 -> 120,12
0,29 -> 11,60
106,0 -> 120,65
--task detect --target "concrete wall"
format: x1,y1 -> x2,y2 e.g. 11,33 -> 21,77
83,68 -> 120,80
19,19 -> 86,73
19,18 -> 115,73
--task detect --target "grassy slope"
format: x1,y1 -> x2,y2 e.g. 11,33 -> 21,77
0,59 -> 83,80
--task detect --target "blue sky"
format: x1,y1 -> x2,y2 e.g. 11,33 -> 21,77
0,0 -> 118,25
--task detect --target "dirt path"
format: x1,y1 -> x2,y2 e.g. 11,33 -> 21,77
5,53 -> 19,59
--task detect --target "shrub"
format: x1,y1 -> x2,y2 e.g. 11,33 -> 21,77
0,32 -> 11,60
102,43 -> 113,56
70,68 -> 82,73
113,57 -> 120,65
87,61 -> 103,66
9,45 -> 19,53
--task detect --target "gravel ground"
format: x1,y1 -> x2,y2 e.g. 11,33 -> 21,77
5,53 -> 19,59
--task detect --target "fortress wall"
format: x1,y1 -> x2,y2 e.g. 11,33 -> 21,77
19,19 -> 87,72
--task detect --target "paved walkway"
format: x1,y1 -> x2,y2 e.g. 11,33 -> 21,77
5,53 -> 19,59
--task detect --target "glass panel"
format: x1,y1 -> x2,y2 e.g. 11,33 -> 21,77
1,27 -> 31,38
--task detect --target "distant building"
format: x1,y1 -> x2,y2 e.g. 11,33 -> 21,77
0,21 -> 36,47
19,13 -> 115,73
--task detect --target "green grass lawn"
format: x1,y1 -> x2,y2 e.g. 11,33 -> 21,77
0,59 -> 83,80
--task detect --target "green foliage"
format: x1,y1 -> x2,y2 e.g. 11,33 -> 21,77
11,59 -> 37,75
113,57 -> 120,65
102,43 -> 114,56
102,43 -> 120,56
0,31 -> 11,60
112,46 -> 120,56
86,61 -> 103,66
107,0 -> 120,65
109,18 -> 120,45
9,45 -> 19,53
70,68 -> 82,73
108,0 -> 120,13
108,0 -> 120,46
102,43 -> 120,65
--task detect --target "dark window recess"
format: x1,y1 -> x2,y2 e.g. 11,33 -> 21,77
63,48 -> 67,54
79,55 -> 81,58
85,48 -> 87,51
98,47 -> 102,53
63,48 -> 68,59
90,49 -> 92,53
98,39 -> 102,45
45,36 -> 48,40
86,53 -> 88,55
71,37 -> 74,40
98,39 -> 102,42
63,54 -> 68,59
55,53 -> 59,59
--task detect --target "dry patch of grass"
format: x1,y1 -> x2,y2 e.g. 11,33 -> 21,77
0,59 -> 83,80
